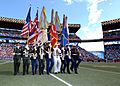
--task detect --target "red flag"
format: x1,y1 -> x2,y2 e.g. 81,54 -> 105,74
50,9 -> 58,48
50,23 -> 58,48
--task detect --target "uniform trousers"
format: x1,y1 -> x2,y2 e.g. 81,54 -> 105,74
71,56 -> 81,74
53,56 -> 61,73
70,57 -> 81,71
38,59 -> 45,75
31,59 -> 38,75
63,55 -> 71,74
23,58 -> 30,75
13,56 -> 21,75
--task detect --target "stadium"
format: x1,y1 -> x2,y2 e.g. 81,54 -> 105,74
0,15 -> 120,86
0,16 -> 99,61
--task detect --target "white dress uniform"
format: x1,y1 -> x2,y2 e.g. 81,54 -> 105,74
53,46 -> 62,73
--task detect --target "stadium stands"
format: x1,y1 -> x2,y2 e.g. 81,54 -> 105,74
77,46 -> 100,62
104,45 -> 120,62
102,18 -> 120,62
0,43 -> 14,60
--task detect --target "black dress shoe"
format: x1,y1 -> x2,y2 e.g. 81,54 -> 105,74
75,72 -> 78,74
58,72 -> 60,74
54,72 -> 58,74
68,72 -> 71,74
14,73 -> 17,75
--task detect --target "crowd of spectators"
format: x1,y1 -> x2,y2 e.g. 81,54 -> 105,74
104,45 -> 120,60
0,43 -> 14,60
77,46 -> 99,62
103,30 -> 120,39
0,42 -> 99,61
0,29 -> 25,38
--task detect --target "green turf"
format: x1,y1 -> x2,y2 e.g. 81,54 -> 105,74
0,60 -> 6,63
80,62 -> 120,73
0,61 -> 120,86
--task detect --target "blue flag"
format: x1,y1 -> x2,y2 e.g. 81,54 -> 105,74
60,15 -> 68,47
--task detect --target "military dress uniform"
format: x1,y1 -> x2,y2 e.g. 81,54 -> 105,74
37,45 -> 45,75
63,45 -> 71,74
60,47 -> 65,73
48,46 -> 54,73
71,45 -> 79,74
23,47 -> 30,75
53,45 -> 61,74
13,46 -> 21,75
44,43 -> 54,74
30,47 -> 38,75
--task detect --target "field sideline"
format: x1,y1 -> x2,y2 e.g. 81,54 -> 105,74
0,60 -> 120,86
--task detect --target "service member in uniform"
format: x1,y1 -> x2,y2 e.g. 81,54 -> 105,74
30,45 -> 38,75
63,45 -> 71,74
23,45 -> 30,75
44,42 -> 54,74
53,44 -> 61,74
60,46 -> 66,73
13,43 -> 21,75
71,45 -> 80,74
37,43 -> 45,75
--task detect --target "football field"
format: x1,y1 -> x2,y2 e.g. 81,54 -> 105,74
0,60 -> 120,86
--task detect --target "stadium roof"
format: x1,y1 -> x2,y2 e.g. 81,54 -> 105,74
0,16 -> 80,33
101,18 -> 120,31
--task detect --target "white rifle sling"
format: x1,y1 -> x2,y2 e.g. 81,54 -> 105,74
39,47 -> 44,59
68,47 -> 71,59
48,48 -> 52,59
62,48 -> 65,60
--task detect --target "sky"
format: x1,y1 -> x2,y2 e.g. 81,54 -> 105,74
0,0 -> 120,51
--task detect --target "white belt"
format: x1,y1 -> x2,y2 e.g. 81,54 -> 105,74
73,54 -> 77,55
15,53 -> 21,55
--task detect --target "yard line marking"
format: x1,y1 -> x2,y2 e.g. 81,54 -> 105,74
50,73 -> 72,86
0,61 -> 13,65
80,67 -> 120,75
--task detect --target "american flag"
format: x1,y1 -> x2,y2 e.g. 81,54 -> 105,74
20,7 -> 31,37
27,9 -> 42,44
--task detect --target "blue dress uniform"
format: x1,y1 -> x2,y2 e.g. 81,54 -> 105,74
63,46 -> 71,74
71,45 -> 80,74
23,47 -> 30,75
30,47 -> 38,75
44,43 -> 54,74
60,47 -> 66,73
48,47 -> 54,73
13,46 -> 21,75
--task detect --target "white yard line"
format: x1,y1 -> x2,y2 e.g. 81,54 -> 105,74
80,67 -> 120,75
50,73 -> 72,86
44,70 -> 72,86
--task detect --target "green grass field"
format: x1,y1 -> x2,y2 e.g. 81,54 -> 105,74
0,60 -> 120,86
